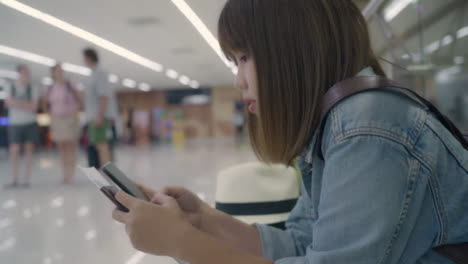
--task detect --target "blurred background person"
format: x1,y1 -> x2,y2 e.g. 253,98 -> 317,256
4,64 -> 39,188
82,48 -> 117,167
43,63 -> 81,184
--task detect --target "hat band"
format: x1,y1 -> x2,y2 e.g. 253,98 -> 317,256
215,198 -> 298,216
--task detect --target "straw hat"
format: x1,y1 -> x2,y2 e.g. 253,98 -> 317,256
215,162 -> 300,226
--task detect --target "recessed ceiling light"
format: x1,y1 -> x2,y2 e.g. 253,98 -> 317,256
42,77 -> 53,86
62,63 -> 91,76
123,78 -> 137,88
108,74 -> 119,84
190,80 -> 200,89
166,69 -> 179,79
441,35 -> 453,47
138,82 -> 151,91
424,41 -> 440,54
0,0 -> 163,72
179,75 -> 190,85
457,26 -> 468,39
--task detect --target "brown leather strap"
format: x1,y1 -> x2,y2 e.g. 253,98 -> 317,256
435,244 -> 468,264
321,76 -> 401,120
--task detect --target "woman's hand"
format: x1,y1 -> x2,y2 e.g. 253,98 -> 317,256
160,186 -> 210,229
134,184 -> 263,257
135,183 -> 210,229
134,182 -> 157,200
112,191 -> 194,258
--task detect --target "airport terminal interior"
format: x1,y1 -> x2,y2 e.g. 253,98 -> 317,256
0,0 -> 467,263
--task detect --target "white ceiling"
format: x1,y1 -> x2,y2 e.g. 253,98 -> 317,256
0,0 -> 231,90
0,0 -> 466,91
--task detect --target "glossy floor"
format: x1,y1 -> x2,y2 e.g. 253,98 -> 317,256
0,138 -> 256,264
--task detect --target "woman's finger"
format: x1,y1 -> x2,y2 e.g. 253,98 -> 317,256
112,208 -> 129,224
115,191 -> 138,209
135,182 -> 156,199
152,193 -> 177,207
162,186 -> 186,199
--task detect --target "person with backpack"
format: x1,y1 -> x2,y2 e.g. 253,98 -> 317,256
110,1 -> 467,263
43,63 -> 81,184
4,64 -> 39,188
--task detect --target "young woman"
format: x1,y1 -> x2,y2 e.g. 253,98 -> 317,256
45,64 -> 81,184
112,1 -> 468,263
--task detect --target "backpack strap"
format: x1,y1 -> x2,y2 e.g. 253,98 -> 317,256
44,85 -> 53,112
318,75 -> 468,264
11,82 -> 16,98
10,83 -> 33,101
66,81 -> 82,111
66,81 -> 79,104
26,84 -> 32,101
435,244 -> 468,264
46,85 -> 53,100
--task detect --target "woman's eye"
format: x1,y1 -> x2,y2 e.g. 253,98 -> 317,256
240,55 -> 248,63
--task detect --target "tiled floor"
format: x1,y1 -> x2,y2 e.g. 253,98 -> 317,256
0,138 -> 256,264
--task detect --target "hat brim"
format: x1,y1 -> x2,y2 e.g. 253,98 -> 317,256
233,213 -> 290,225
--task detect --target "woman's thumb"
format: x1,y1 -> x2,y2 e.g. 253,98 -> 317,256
152,193 -> 176,207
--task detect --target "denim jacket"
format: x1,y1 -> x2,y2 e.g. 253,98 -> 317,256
255,68 -> 468,264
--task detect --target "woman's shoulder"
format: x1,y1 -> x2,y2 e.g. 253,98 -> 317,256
323,88 -> 428,149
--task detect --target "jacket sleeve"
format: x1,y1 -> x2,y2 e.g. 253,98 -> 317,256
258,134 -> 432,264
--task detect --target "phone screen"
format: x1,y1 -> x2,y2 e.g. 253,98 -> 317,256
101,162 -> 149,201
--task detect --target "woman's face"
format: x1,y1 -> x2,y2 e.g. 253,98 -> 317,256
233,51 -> 258,115
53,66 -> 64,81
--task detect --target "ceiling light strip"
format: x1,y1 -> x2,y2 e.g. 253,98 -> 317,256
62,63 -> 91,76
0,45 -> 95,77
0,45 -> 55,66
0,69 -> 19,79
171,0 -> 235,72
0,45 -> 159,90
0,0 -> 163,72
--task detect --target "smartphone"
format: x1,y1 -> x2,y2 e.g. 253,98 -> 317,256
100,162 -> 149,201
78,166 -> 129,212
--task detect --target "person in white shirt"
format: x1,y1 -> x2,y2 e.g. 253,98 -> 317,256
5,65 -> 39,188
82,48 -> 118,166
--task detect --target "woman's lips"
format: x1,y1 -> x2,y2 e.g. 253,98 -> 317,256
246,100 -> 256,113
